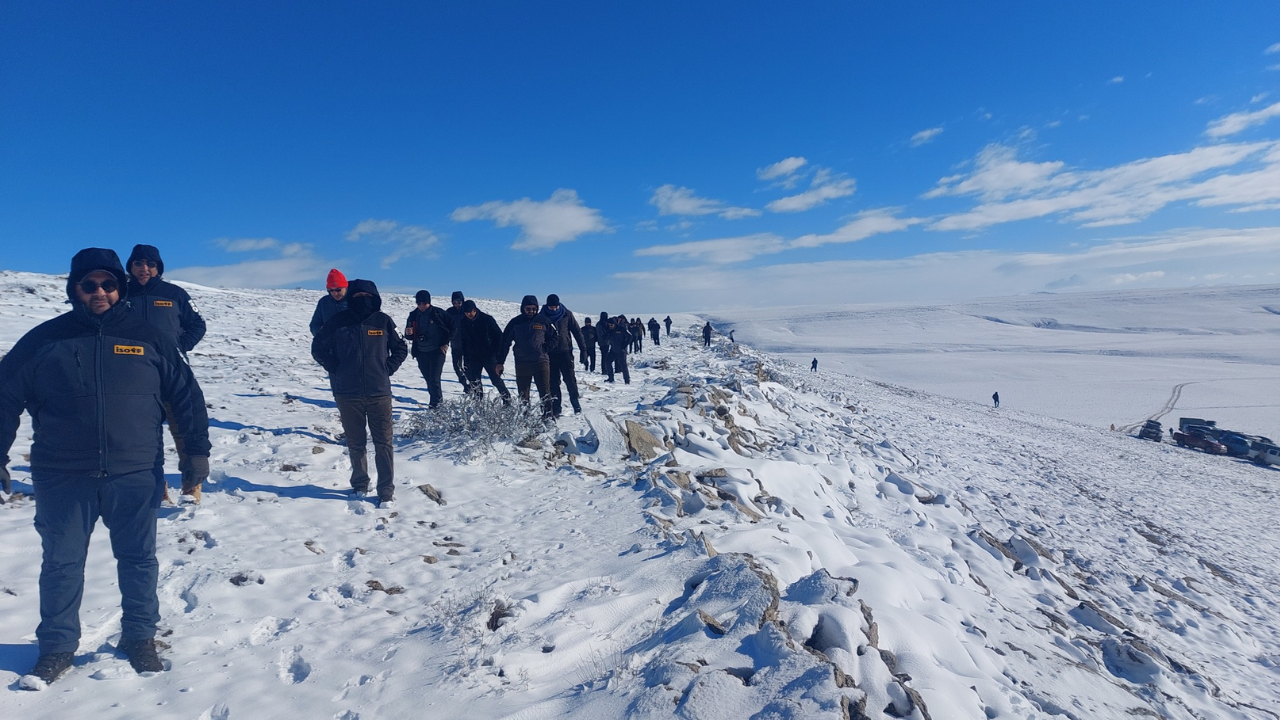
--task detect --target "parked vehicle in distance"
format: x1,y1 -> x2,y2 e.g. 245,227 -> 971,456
1138,420 -> 1163,442
1174,430 -> 1228,454
1250,441 -> 1279,464
1178,417 -> 1216,432
1184,424 -> 1223,440
1218,433 -> 1253,457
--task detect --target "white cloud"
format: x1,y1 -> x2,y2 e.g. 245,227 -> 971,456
1110,270 -> 1165,285
635,233 -> 787,264
911,127 -> 944,147
791,209 -> 922,249
168,243 -> 333,289
1252,92 -> 1270,104
451,189 -> 609,251
1266,42 -> 1280,54
767,169 -> 856,213
927,140 -> 1280,231
1206,100 -> 1280,137
346,219 -> 441,269
648,185 -> 761,220
215,237 -> 280,252
1108,76 -> 1125,84
757,157 -> 808,181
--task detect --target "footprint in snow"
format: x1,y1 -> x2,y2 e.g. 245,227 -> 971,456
278,644 -> 312,684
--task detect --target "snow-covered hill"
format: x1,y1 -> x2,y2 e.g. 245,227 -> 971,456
707,285 -> 1280,441
1,271 -> 1277,719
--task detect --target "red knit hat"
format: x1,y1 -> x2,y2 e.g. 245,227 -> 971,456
326,268 -> 348,289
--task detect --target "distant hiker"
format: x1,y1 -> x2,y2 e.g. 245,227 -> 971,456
446,291 -> 467,389
992,392 -> 1000,409
603,315 -> 633,384
125,244 -> 209,504
0,248 -> 211,684
580,317 -> 598,373
811,358 -> 818,372
631,318 -> 643,353
500,295 -> 553,418
648,317 -> 661,346
309,268 -> 348,336
702,322 -> 713,347
664,316 -> 672,336
598,311 -> 612,376
541,294 -> 586,417
311,280 -> 407,508
458,300 -> 511,404
405,290 -> 455,409
729,329 -> 735,344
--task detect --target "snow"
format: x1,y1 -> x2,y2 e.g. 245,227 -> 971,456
1,270 -> 1278,719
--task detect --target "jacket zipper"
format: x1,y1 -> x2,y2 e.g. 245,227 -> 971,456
96,324 -> 108,476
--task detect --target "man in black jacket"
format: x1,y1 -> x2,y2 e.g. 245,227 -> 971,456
500,295 -> 552,418
597,311 -> 611,377
664,316 -> 672,336
703,321 -> 713,347
311,280 -> 407,506
648,317 -> 661,346
580,318 -> 597,373
0,248 -> 211,684
309,269 -> 349,336
405,290 -> 454,409
540,294 -> 586,417
125,244 -> 209,503
458,300 -> 511,403
446,291 -> 467,389
603,315 -> 632,384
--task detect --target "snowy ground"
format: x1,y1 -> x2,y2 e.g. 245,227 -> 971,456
707,285 -> 1280,441
1,270 -> 1278,719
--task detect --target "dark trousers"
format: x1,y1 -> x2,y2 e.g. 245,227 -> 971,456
464,360 -> 511,401
33,470 -> 160,654
450,343 -> 466,388
665,324 -> 671,336
704,335 -> 711,347
515,361 -> 552,417
606,350 -> 630,384
582,344 -> 596,372
415,351 -> 447,408
651,330 -> 660,346
548,351 -> 581,417
336,395 -> 395,499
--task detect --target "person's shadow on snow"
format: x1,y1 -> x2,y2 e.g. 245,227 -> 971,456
0,643 -> 38,678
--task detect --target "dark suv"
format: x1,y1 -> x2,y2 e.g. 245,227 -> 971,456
1138,420 -> 1163,442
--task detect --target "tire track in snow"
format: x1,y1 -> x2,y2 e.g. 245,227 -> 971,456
1118,381 -> 1194,433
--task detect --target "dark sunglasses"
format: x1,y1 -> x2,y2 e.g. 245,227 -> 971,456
130,259 -> 157,268
78,279 -> 119,294
328,287 -> 344,293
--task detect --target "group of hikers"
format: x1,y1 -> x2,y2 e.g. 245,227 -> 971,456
0,249 -> 739,686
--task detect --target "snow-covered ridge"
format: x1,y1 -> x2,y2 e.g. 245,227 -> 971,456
1,271 -> 1277,718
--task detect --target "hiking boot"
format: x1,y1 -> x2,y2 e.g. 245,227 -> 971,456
377,496 -> 396,509
119,638 -> 164,674
350,485 -> 369,497
26,652 -> 74,686
180,482 -> 202,505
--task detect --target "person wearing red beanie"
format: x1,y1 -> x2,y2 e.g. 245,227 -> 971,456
310,269 -> 350,336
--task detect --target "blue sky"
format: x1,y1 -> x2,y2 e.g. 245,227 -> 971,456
3,2 -> 1280,310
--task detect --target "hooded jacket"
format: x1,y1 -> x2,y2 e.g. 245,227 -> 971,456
581,323 -> 597,349
500,296 -> 548,365
1,248 -> 210,477
124,245 -> 207,353
602,316 -> 632,355
459,308 -> 504,365
648,318 -> 660,335
538,304 -> 585,356
445,291 -> 466,350
311,279 -> 408,398
405,304 -> 454,357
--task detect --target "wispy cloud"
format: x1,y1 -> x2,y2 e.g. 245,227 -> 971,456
346,219 -> 441,269
1110,270 -> 1165,285
767,169 -> 856,213
648,185 -> 761,220
1206,100 -> 1280,137
911,127 -> 944,147
1108,76 -> 1125,84
1266,42 -> 1280,54
214,237 -> 280,252
757,157 -> 808,186
791,209 -> 923,248
168,242 -> 332,289
926,140 -> 1280,231
451,189 -> 608,251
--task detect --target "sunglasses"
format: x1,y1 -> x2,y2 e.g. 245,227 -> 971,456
328,287 -> 344,293
130,259 -> 157,268
78,279 -> 119,294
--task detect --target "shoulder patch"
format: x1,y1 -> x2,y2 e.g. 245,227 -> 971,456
153,299 -> 174,308
114,345 -> 145,356
368,329 -> 384,336
532,324 -> 544,330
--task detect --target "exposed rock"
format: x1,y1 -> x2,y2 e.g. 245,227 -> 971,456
624,420 -> 665,461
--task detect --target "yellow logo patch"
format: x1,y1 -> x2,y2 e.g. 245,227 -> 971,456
153,300 -> 174,307
114,345 -> 145,356
367,329 -> 384,336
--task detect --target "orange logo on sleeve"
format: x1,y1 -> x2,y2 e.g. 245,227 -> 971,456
114,345 -> 145,355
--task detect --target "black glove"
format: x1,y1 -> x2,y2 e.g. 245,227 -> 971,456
189,456 -> 210,482
0,465 -> 10,494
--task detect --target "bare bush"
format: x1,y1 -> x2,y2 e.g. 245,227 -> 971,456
401,396 -> 552,460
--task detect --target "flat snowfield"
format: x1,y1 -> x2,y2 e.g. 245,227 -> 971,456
708,285 -> 1280,440
1,271 -> 1278,719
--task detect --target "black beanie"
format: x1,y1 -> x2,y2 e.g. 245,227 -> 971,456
415,290 -> 431,304
452,291 -> 465,303
127,244 -> 165,276
67,248 -> 129,302
461,299 -> 477,312
546,293 -> 560,306
521,294 -> 539,309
